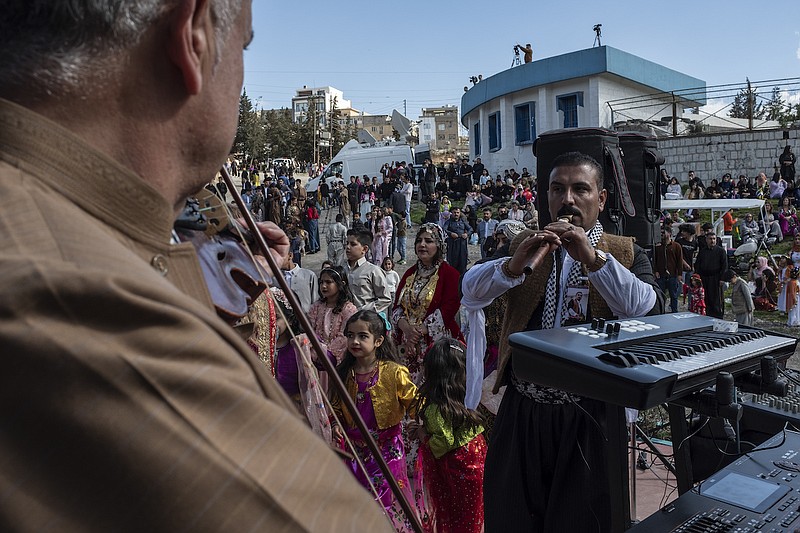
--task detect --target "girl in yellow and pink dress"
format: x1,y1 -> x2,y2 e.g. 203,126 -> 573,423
331,310 -> 418,531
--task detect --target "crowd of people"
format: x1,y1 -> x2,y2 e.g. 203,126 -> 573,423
259,157 -> 800,529
5,3 -> 798,531
660,150 -> 796,203
235,151 -> 665,531
657,164 -> 800,328
683,230 -> 800,328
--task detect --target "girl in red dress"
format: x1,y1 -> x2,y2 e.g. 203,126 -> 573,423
411,339 -> 486,533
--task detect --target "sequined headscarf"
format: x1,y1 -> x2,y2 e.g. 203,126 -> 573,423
416,223 -> 446,257
496,219 -> 527,241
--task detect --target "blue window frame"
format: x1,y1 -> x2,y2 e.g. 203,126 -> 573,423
488,112 -> 501,151
474,122 -> 481,156
556,92 -> 584,128
514,102 -> 536,144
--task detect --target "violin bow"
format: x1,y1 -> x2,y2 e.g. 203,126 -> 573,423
219,167 -> 424,533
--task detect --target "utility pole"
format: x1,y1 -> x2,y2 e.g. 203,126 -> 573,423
404,99 -> 407,117
672,93 -> 678,137
747,79 -> 754,131
311,94 -> 318,167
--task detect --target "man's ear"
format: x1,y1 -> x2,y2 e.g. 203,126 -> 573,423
167,0 -> 214,95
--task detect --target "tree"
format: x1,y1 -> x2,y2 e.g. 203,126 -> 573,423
294,111 -> 316,163
234,90 -> 255,155
782,103 -> 800,128
764,86 -> 786,122
232,90 -> 268,163
729,79 -> 764,120
261,108 -> 295,159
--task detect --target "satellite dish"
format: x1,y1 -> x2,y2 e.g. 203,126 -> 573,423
357,129 -> 378,145
391,110 -> 413,142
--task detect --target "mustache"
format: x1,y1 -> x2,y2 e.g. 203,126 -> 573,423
556,205 -> 582,218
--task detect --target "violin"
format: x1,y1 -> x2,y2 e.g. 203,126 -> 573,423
216,168 -> 424,533
174,188 -> 268,324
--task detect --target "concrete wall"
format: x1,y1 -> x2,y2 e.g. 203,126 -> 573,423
657,128 -> 800,184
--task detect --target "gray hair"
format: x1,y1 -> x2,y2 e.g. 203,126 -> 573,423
0,0 -> 241,99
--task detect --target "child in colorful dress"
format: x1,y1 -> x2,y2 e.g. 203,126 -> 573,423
438,196 -> 452,229
410,339 -> 487,533
332,310 -> 418,531
778,255 -> 791,313
272,287 -> 305,401
308,266 -> 357,363
372,206 -> 393,267
271,288 -> 333,439
787,267 -> 800,327
687,273 -> 706,315
381,257 -> 401,303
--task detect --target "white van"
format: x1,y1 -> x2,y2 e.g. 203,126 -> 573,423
307,140 -> 414,190
271,158 -> 296,172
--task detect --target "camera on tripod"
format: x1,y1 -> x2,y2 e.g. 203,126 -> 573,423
592,23 -> 602,46
513,45 -> 520,55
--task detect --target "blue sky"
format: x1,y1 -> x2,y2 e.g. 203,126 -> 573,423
244,0 -> 800,120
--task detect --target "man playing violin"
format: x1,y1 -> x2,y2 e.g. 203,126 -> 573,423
0,1 -> 389,531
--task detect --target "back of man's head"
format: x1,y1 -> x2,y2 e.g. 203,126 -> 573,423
1,2 -> 242,100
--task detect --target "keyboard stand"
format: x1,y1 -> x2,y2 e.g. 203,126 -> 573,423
668,403 -> 696,495
605,403 -> 633,532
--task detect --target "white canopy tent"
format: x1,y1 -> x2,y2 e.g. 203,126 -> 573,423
662,199 -> 767,249
661,198 -> 765,228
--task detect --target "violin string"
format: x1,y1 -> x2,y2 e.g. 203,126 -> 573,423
210,175 -> 386,505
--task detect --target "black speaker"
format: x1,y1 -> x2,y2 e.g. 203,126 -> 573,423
618,132 -> 664,249
533,128 -> 633,236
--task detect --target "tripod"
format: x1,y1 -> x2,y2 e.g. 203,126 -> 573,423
510,49 -> 521,67
753,234 -> 781,271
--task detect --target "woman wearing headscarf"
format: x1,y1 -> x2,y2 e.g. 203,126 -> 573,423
749,256 -> 774,296
391,223 -> 464,478
392,223 -> 463,384
778,196 -> 799,238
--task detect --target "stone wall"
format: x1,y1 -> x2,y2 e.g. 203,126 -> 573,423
657,128 -> 800,184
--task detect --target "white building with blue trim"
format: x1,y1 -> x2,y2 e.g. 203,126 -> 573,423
460,46 -> 706,176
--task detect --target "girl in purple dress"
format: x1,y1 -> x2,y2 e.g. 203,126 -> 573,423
332,310 -> 418,531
